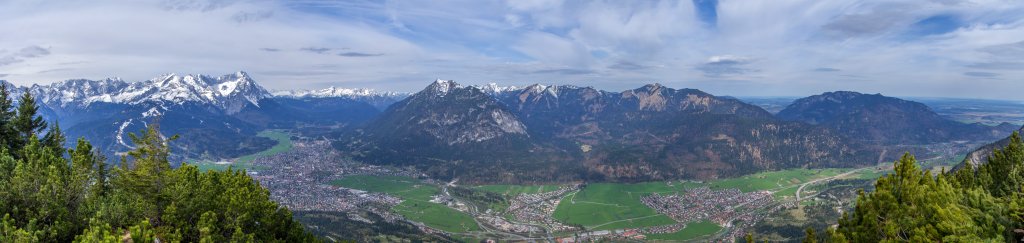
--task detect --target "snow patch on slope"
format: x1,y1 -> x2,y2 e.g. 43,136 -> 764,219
116,119 -> 135,149
142,107 -> 162,118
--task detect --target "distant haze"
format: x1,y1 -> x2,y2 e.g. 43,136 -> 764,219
1,0 -> 1023,100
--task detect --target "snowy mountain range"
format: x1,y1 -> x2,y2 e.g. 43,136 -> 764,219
0,71 -> 404,162
18,71 -> 408,114
272,86 -> 405,99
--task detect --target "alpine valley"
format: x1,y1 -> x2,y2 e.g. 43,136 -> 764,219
3,71 -> 1021,242
11,1 -> 1024,242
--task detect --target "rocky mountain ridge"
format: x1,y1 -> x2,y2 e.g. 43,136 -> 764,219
777,91 -> 1016,145
343,81 -> 877,183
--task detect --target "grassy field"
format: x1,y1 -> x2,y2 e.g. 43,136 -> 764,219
851,167 -> 891,180
552,182 -> 686,229
551,168 -> 853,231
330,175 -> 438,201
392,201 -> 480,233
329,175 -> 480,233
329,168 -> 875,236
705,168 -> 847,192
646,220 -> 722,241
476,184 -> 562,196
194,130 -> 293,171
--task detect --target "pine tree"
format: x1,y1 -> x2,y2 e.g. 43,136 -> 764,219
197,211 -> 221,243
116,124 -> 177,227
11,92 -> 46,155
43,122 -> 66,156
0,84 -> 17,155
802,228 -> 816,243
834,153 -> 990,242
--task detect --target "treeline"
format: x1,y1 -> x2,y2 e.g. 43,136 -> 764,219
0,86 -> 316,242
809,132 -> 1024,242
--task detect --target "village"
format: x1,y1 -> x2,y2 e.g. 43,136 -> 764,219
244,138 -> 830,242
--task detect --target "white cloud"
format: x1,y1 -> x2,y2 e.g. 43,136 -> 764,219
0,46 -> 51,66
0,0 -> 1023,99
513,32 -> 590,67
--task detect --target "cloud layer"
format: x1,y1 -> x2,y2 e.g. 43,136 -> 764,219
1,0 -> 1023,99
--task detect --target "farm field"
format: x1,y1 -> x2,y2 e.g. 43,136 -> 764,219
551,168 -> 855,234
552,182 -> 687,229
330,175 -> 480,233
392,201 -> 480,233
194,130 -> 293,171
705,168 -> 848,192
330,175 -> 438,201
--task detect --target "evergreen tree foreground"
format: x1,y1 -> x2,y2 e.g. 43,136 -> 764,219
0,89 -> 317,242
826,131 -> 1024,242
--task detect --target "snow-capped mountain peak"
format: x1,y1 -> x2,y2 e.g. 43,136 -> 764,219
476,83 -> 519,96
426,79 -> 460,97
272,86 -> 402,98
27,71 -> 271,114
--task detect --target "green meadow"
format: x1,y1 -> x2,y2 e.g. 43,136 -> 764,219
330,175 -> 480,233
551,168 -> 852,231
194,130 -> 293,171
552,182 -> 685,229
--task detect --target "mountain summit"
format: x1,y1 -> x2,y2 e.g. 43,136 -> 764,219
355,80 -> 528,146
777,91 -> 1015,144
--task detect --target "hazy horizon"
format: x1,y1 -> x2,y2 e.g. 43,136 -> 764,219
2,0 -> 1022,99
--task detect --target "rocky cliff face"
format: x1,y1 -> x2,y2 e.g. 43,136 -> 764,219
495,84 -> 873,181
342,81 -> 877,183
959,125 -> 1024,170
365,80 -> 527,145
338,80 -> 571,182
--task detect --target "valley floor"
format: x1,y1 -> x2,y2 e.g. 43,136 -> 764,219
204,130 -> 989,242
324,163 -> 891,242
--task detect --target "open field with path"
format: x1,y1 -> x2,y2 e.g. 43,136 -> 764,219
330,175 -> 481,233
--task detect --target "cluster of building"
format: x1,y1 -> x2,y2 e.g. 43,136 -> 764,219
505,185 -> 582,232
555,229 -> 646,242
640,223 -> 684,234
430,192 -> 470,212
718,204 -> 782,241
251,141 -> 356,211
248,140 -> 414,218
639,186 -> 778,240
478,215 -> 543,233
246,137 -> 804,241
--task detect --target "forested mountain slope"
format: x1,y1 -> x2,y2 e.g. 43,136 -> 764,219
778,91 -> 1016,145
341,81 -> 877,183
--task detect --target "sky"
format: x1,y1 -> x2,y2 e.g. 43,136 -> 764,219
1,0 -> 1023,99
